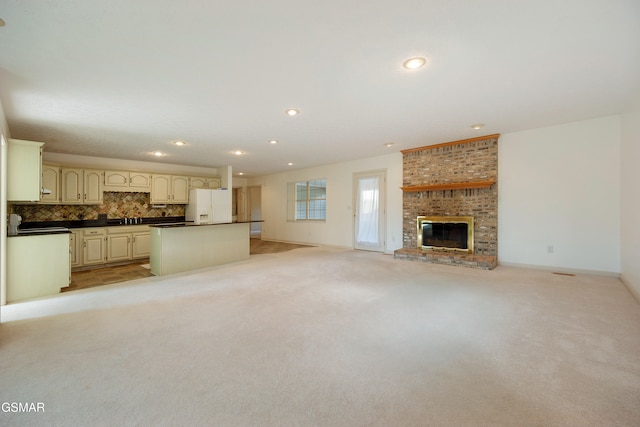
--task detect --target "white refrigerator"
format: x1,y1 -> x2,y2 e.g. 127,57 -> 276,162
185,189 -> 232,224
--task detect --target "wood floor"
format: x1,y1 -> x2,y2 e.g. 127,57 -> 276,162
66,239 -> 313,292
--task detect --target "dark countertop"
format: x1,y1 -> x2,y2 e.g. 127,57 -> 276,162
19,216 -> 187,230
8,228 -> 71,238
150,220 -> 263,229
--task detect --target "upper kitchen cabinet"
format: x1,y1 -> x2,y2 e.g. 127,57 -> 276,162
151,174 -> 189,204
104,170 -> 152,192
40,163 -> 61,204
61,168 -> 103,204
7,139 -> 44,202
190,176 -> 222,189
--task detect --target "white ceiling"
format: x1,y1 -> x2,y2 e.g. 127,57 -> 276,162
1,1 -> 639,176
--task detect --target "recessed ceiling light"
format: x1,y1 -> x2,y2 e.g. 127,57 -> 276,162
233,150 -> 245,155
238,172 -> 244,176
403,56 -> 427,70
287,162 -> 294,166
470,123 -> 485,130
269,140 -> 278,144
173,140 -> 186,146
152,151 -> 166,157
285,108 -> 300,116
384,142 -> 395,148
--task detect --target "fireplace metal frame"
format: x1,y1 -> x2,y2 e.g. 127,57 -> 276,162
417,216 -> 474,254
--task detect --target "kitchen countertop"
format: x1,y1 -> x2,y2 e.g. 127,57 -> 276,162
7,227 -> 71,237
149,220 -> 263,228
9,216 -> 187,237
19,216 -> 187,230
10,217 -> 263,236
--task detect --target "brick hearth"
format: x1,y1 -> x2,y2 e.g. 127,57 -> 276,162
394,248 -> 498,270
394,134 -> 499,269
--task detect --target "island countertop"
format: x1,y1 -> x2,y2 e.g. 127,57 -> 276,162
148,220 -> 263,228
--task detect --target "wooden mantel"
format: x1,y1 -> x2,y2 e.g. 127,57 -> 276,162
401,134 -> 501,154
401,179 -> 496,192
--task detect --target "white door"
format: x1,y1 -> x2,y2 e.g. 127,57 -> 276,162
354,170 -> 385,252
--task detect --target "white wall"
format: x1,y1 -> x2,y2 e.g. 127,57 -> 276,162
249,152 -> 403,252
0,101 -> 9,307
620,109 -> 640,298
498,116 -> 621,274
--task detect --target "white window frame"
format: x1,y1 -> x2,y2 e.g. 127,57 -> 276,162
287,179 -> 326,221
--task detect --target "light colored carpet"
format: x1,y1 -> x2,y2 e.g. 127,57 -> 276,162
1,246 -> 639,426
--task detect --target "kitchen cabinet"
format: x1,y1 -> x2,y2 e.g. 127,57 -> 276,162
61,168 -> 103,204
71,226 -> 150,270
107,234 -> 132,262
104,170 -> 151,192
132,231 -> 151,258
106,225 -> 150,263
41,163 -> 61,204
190,176 -> 221,189
82,228 -> 106,266
7,139 -> 43,202
7,233 -> 70,303
70,230 -> 81,268
151,174 -> 189,204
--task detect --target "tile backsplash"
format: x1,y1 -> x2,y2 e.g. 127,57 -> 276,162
12,192 -> 185,222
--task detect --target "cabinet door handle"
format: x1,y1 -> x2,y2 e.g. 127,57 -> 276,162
77,193 -> 80,200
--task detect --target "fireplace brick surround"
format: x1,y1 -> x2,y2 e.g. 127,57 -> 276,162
394,134 -> 499,269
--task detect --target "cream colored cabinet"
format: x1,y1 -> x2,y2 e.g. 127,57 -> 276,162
106,234 -> 132,262
132,232 -> 151,258
7,139 -> 43,202
189,176 -> 207,189
82,228 -> 106,266
61,168 -> 103,204
40,163 -> 61,204
106,226 -> 150,262
190,176 -> 221,189
104,170 -> 151,192
171,175 -> 189,203
83,169 -> 103,203
7,233 -> 70,303
61,168 -> 82,204
70,230 -> 81,268
151,174 -> 171,203
151,174 -> 189,204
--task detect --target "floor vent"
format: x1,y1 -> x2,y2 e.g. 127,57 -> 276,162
553,272 -> 576,277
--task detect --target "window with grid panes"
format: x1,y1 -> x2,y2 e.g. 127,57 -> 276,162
287,179 -> 326,221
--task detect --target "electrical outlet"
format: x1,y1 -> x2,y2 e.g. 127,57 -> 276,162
547,245 -> 554,254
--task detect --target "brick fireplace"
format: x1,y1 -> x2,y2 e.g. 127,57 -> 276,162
394,134 -> 499,269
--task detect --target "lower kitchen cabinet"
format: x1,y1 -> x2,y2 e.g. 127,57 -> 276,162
107,234 -> 132,262
7,233 -> 70,303
71,226 -> 151,271
107,225 -> 150,262
70,230 -> 81,268
82,228 -> 106,266
132,232 -> 151,258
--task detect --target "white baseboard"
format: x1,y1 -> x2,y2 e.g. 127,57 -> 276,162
621,275 -> 640,304
497,261 -> 621,278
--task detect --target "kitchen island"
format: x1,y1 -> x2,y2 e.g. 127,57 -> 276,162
149,222 -> 251,276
